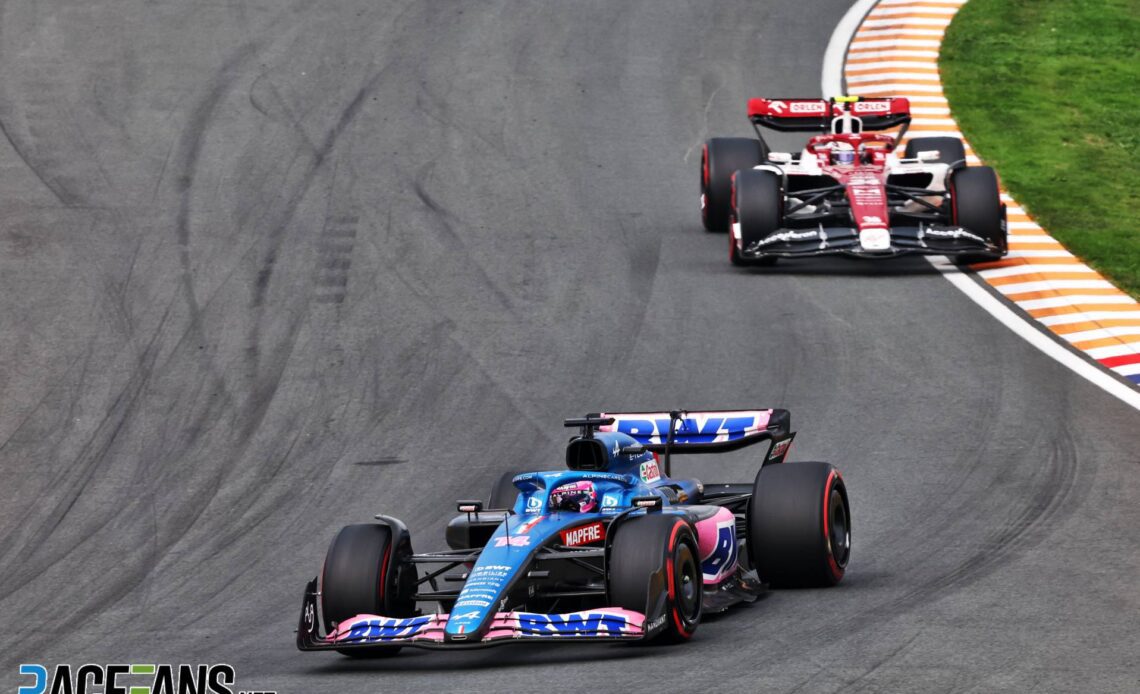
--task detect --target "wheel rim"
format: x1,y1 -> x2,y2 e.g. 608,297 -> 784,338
828,488 -> 850,568
674,542 -> 701,624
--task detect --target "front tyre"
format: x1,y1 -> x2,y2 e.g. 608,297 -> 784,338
748,462 -> 850,587
609,513 -> 702,643
950,166 -> 1007,262
702,137 -> 768,232
321,523 -> 416,657
730,169 -> 784,267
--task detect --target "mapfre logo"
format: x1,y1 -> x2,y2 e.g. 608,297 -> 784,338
561,522 -> 605,547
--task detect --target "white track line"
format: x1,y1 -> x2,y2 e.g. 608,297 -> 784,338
821,0 -> 1140,412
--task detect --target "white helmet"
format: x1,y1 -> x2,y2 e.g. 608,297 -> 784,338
831,142 -> 856,166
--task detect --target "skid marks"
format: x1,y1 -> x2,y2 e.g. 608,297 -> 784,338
313,214 -> 358,305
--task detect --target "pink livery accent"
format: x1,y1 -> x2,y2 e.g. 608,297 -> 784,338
332,613 -> 449,644
332,608 -> 645,645
695,507 -> 739,585
483,608 -> 645,641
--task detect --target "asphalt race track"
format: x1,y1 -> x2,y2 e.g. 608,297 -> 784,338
1,1 -> 1138,692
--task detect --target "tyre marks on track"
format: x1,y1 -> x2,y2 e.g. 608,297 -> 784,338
314,214 -> 357,306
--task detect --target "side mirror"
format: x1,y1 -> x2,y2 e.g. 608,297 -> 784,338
916,150 -> 941,162
767,152 -> 792,164
632,496 -> 663,511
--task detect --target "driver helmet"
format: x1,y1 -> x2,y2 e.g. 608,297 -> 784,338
831,141 -> 856,166
549,480 -> 598,513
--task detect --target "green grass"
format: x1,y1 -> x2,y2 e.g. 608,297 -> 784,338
940,0 -> 1140,296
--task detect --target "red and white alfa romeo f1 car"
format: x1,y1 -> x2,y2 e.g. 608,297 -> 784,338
700,96 -> 1007,265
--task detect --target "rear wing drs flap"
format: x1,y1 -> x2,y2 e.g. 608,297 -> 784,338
595,409 -> 789,452
564,409 -> 796,477
747,97 -> 911,133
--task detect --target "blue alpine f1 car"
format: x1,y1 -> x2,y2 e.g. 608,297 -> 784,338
296,409 -> 851,655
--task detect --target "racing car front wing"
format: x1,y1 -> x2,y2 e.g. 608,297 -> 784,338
296,579 -> 648,650
736,224 -> 1005,260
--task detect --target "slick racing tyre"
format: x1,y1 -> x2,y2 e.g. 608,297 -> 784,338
489,469 -> 528,511
609,513 -> 702,643
904,136 -> 967,164
730,169 -> 783,267
702,137 -> 768,232
321,523 -> 416,657
748,462 -> 850,587
950,165 -> 1007,262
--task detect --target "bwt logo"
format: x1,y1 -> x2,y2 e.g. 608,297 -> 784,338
617,416 -> 757,443
17,664 -> 270,694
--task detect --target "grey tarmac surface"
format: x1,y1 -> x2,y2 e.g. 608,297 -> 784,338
0,1 -> 1138,692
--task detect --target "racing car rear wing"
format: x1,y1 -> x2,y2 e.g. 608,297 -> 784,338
566,409 -> 794,477
747,96 -> 910,134
592,409 -> 788,450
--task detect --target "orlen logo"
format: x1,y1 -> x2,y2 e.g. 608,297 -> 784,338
561,522 -> 605,547
790,101 -> 827,114
854,100 -> 890,113
640,460 -> 661,483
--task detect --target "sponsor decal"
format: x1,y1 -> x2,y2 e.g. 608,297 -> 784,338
853,100 -> 890,114
601,493 -> 621,509
645,615 -> 667,632
859,227 -> 891,251
756,229 -> 818,247
700,520 -> 740,583
516,515 -> 544,533
454,599 -> 491,608
768,100 -> 786,114
303,601 -> 316,632
861,215 -> 884,226
639,460 -> 661,483
767,438 -> 792,461
560,522 -> 605,547
925,227 -> 986,244
516,612 -> 635,635
493,535 -> 531,548
790,100 -> 827,115
525,495 -> 542,513
613,413 -> 766,444
18,663 -> 247,694
452,610 -> 482,621
473,564 -> 512,572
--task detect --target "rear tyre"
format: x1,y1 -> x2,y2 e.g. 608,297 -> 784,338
950,166 -> 1007,262
609,513 -> 702,643
904,136 -> 966,164
321,523 -> 416,657
702,137 -> 768,232
729,169 -> 783,267
489,469 -> 527,511
748,462 -> 850,588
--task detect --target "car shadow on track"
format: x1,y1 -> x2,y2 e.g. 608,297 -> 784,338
304,641 -> 661,673
303,593 -> 777,673
700,254 -> 957,278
